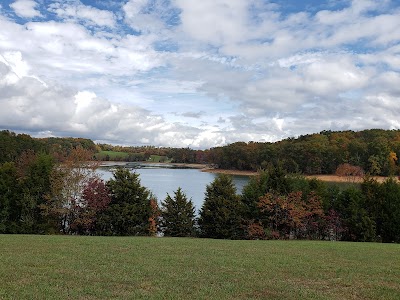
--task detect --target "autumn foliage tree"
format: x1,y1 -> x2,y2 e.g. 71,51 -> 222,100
70,178 -> 111,235
258,191 -> 325,239
148,198 -> 160,237
43,146 -> 99,234
335,163 -> 364,182
324,208 -> 345,241
388,151 -> 398,175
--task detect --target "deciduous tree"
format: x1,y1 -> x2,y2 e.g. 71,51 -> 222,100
70,178 -> 111,235
43,146 -> 99,234
335,163 -> 364,182
258,191 -> 325,239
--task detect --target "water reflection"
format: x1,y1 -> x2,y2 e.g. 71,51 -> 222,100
97,165 -> 249,212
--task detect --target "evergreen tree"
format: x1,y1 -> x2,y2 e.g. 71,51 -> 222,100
241,170 -> 269,221
334,187 -> 375,242
160,188 -> 196,237
379,178 -> 400,243
199,174 -> 244,239
361,176 -> 382,239
0,153 -> 55,234
97,168 -> 152,236
0,162 -> 19,233
21,153 -> 55,233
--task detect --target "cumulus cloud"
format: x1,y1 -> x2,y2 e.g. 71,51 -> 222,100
10,0 -> 41,18
181,111 -> 205,119
1,0 -> 400,148
0,15 -> 161,91
48,1 -> 116,27
174,0 -> 248,46
0,52 -> 230,148
123,0 -> 174,34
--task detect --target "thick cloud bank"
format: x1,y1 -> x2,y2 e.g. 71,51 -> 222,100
0,0 -> 399,148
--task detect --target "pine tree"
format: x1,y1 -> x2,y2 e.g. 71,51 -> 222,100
98,168 -> 152,236
199,174 -> 244,239
0,162 -> 19,233
334,187 -> 375,242
241,170 -> 269,221
379,177 -> 400,243
160,188 -> 196,237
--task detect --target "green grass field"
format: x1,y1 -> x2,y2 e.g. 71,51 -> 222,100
148,155 -> 169,163
0,235 -> 399,299
94,151 -> 170,163
95,150 -> 130,160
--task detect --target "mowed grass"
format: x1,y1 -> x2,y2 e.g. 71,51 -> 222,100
148,155 -> 169,162
0,236 -> 399,299
95,150 -> 130,160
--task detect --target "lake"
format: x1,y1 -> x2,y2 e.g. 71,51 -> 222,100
97,165 -> 250,213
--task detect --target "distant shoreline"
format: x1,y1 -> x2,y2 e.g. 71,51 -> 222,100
201,168 -> 258,176
98,161 -> 258,176
97,161 -> 399,181
305,174 -> 398,183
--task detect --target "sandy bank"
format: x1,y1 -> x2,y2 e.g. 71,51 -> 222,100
201,168 -> 258,176
305,174 -> 398,183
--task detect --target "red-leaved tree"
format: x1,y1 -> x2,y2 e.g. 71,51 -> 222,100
258,191 -> 325,239
70,178 -> 111,235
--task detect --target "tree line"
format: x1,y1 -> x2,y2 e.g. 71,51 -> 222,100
1,129 -> 400,242
1,144 -> 399,242
95,129 -> 400,176
0,130 -> 97,165
3,128 -> 400,176
207,129 -> 400,176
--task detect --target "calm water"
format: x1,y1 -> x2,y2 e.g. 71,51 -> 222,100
97,166 -> 250,212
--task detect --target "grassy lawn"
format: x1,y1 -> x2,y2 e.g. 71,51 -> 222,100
148,155 -> 169,163
0,236 -> 399,299
95,150 -> 130,160
94,152 -> 170,163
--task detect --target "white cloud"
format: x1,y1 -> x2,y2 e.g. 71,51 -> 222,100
360,45 -> 400,70
174,0 -> 248,46
10,0 -> 41,18
0,16 -> 161,87
0,51 -> 29,83
0,52 -> 229,148
123,0 -> 172,34
1,1 -> 400,148
171,0 -> 400,62
48,1 -> 116,27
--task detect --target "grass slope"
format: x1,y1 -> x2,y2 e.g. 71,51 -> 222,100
148,155 -> 169,162
95,150 -> 130,160
0,235 -> 399,299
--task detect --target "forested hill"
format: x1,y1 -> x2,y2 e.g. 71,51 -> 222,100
0,130 -> 96,164
1,129 -> 399,176
208,129 -> 400,176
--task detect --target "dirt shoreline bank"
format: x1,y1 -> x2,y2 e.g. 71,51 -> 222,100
201,168 -> 258,176
97,161 -> 398,182
305,174 -> 398,183
98,161 -> 257,175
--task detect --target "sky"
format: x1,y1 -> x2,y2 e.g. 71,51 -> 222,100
0,0 -> 400,149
